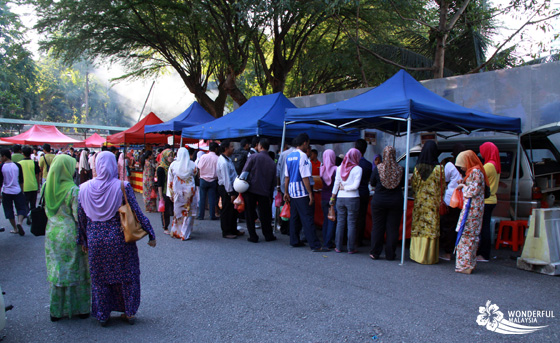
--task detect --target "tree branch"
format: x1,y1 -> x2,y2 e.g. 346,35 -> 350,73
446,0 -> 471,31
389,0 -> 437,30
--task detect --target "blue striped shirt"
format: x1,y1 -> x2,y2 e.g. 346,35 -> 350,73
284,149 -> 311,198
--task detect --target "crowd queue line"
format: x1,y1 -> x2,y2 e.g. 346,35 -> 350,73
0,134 -> 500,325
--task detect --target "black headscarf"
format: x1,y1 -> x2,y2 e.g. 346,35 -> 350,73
416,140 -> 439,180
452,143 -> 467,163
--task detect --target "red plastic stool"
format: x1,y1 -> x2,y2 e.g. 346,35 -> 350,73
495,220 -> 528,252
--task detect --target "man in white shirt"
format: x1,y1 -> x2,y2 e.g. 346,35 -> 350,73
197,143 -> 219,220
217,140 -> 244,239
0,149 -> 27,236
283,133 -> 322,252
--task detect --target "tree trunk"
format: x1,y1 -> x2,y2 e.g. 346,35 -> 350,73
223,71 -> 248,107
433,1 -> 449,79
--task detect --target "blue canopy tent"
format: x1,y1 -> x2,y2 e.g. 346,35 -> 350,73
283,70 -> 522,264
181,92 -> 360,143
145,101 -> 215,134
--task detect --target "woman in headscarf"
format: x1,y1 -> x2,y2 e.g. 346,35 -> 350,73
77,151 -> 156,326
439,143 -> 466,261
168,148 -> 198,240
320,149 -> 337,250
372,154 -> 382,171
454,150 -> 488,274
44,154 -> 91,322
78,150 -> 91,184
141,150 -> 157,213
117,151 -> 128,181
369,146 -> 404,260
410,140 -> 443,264
477,142 -> 500,262
331,148 -> 363,253
157,149 -> 174,234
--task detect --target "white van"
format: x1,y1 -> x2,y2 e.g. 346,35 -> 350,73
398,121 -> 560,219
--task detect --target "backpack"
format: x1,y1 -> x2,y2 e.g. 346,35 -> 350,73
231,149 -> 249,175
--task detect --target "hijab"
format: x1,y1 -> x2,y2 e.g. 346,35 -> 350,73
44,155 -> 77,217
340,148 -> 362,181
79,151 -> 124,222
159,149 -> 172,175
377,146 -> 404,190
480,142 -> 501,174
372,154 -> 382,171
416,140 -> 439,180
78,150 -> 90,173
455,150 -> 489,186
320,149 -> 337,186
172,147 -> 193,179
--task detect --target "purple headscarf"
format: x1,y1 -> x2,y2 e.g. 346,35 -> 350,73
79,151 -> 124,222
320,149 -> 337,186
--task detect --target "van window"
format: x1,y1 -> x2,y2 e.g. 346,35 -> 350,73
498,152 -> 514,179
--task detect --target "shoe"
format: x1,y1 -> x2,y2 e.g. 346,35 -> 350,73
210,217 -> 219,221
247,237 -> 259,243
50,315 -> 61,322
99,319 -> 109,327
26,217 -> 31,225
291,242 -> 306,248
369,254 -> 379,260
455,268 -> 473,275
265,236 -> 277,242
223,235 -> 237,239
321,247 -> 331,252
196,217 -> 204,220
78,313 -> 90,319
439,254 -> 451,261
311,247 -> 324,252
235,230 -> 245,236
121,314 -> 135,325
335,248 -> 342,253
348,250 -> 358,254
476,256 -> 489,262
17,224 -> 25,236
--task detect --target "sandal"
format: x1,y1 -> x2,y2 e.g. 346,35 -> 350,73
369,254 -> 379,260
121,314 -> 135,325
10,230 -> 18,234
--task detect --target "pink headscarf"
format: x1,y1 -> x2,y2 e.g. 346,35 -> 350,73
320,149 -> 337,186
340,148 -> 362,181
480,142 -> 501,174
79,151 -> 124,222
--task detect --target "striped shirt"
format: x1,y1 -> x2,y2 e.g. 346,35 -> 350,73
284,149 -> 311,198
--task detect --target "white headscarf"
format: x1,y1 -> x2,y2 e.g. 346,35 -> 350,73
78,150 -> 90,173
172,147 -> 193,179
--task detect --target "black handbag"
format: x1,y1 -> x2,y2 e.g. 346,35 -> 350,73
30,190 -> 48,236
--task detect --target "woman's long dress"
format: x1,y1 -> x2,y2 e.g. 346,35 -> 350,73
77,183 -> 155,321
410,165 -> 443,264
455,169 -> 485,272
142,160 -> 157,212
45,187 -> 91,318
168,162 -> 198,240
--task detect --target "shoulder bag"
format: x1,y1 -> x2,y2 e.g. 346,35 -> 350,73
30,188 -> 48,236
118,181 -> 148,243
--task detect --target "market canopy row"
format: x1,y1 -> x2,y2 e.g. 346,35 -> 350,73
145,102 -> 215,135
3,125 -> 81,145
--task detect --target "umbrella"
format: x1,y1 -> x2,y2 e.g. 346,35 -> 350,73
454,198 -> 472,254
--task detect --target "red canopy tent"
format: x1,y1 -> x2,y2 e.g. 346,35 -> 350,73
106,112 -> 170,145
74,133 -> 107,148
3,125 -> 81,145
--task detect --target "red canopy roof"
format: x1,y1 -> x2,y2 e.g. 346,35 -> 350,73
3,125 -> 81,145
74,133 -> 107,148
106,112 -> 169,144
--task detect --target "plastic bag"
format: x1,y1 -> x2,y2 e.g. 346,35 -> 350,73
150,188 -> 157,199
450,188 -> 464,209
158,198 -> 165,212
327,205 -> 336,221
274,191 -> 283,208
234,194 -> 245,213
280,202 -> 290,220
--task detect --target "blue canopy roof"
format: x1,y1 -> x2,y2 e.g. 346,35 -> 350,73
145,101 -> 215,134
181,93 -> 359,142
285,70 -> 521,135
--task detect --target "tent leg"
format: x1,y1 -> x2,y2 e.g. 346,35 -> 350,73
180,136 -> 183,147
400,117 -> 412,266
275,121 -> 288,232
514,134 -> 521,220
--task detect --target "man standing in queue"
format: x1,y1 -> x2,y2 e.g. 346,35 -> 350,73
217,140 -> 244,239
283,133 -> 322,252
242,138 -> 277,243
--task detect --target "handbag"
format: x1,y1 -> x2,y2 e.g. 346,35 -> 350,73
327,205 -> 336,221
439,164 -> 448,216
30,190 -> 48,236
118,181 -> 147,243
274,191 -> 283,208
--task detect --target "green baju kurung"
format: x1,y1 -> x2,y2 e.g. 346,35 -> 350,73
45,187 -> 91,318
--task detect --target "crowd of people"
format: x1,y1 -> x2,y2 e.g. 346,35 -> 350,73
0,133 -> 501,324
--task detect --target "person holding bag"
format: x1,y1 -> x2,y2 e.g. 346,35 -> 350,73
141,151 -> 157,213
320,149 -> 337,250
44,154 -> 91,322
369,146 -> 404,261
78,151 -> 156,326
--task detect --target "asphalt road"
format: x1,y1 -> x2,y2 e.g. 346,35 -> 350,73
0,193 -> 558,343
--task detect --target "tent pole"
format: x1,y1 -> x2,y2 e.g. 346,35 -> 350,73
280,121 -> 287,155
400,117 -> 412,266
275,121 -> 288,233
180,133 -> 183,148
514,134 -> 521,220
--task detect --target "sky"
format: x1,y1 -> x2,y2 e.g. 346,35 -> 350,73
10,1 -> 559,124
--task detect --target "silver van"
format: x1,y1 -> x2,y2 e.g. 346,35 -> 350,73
397,121 -> 560,219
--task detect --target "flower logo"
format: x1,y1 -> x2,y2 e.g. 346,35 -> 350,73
477,300 -> 504,332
